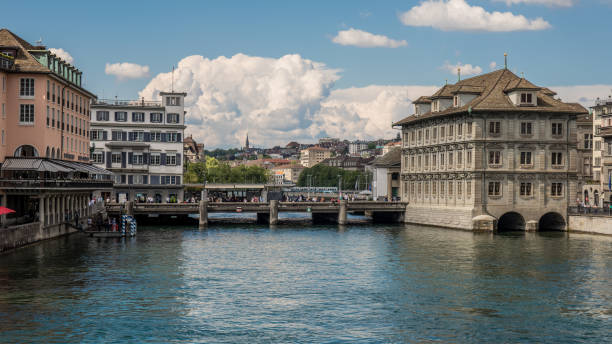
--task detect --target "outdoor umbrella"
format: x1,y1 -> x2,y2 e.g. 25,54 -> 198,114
0,206 -> 16,215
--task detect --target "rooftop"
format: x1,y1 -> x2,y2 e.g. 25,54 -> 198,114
395,69 -> 588,126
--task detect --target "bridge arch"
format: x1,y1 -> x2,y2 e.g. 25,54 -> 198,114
497,212 -> 525,232
538,212 -> 566,231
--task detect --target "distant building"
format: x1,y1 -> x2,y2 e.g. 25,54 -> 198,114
318,137 -> 340,148
349,140 -> 369,156
382,141 -> 401,156
300,146 -> 331,167
367,147 -> 401,200
90,92 -> 187,203
183,135 -> 205,164
320,155 -> 373,171
591,97 -> 612,206
271,164 -> 304,184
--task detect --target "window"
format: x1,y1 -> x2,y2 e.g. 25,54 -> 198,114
432,182 -> 437,196
448,125 -> 453,137
489,151 -> 501,165
432,154 -> 437,169
520,151 -> 532,165
411,131 -> 415,143
467,151 -> 472,165
111,153 -> 122,164
167,154 -> 177,165
115,111 -> 127,122
1,129 -> 4,145
91,130 -> 105,140
20,78 -> 35,97
410,157 -> 415,170
91,151 -> 103,163
551,183 -> 563,197
584,134 -> 593,149
448,182 -> 453,196
166,96 -> 181,106
150,112 -> 163,123
489,121 -> 501,135
595,157 -> 601,167
112,130 -> 123,141
132,154 -> 144,165
19,104 -> 34,123
551,152 -> 563,166
457,151 -> 463,165
448,152 -> 453,166
432,127 -> 437,139
440,127 -> 445,138
466,181 -> 471,197
458,123 -> 462,136
453,95 -> 458,107
167,132 -> 179,142
167,113 -> 179,123
425,129 -> 429,141
151,132 -> 162,142
2,103 -> 5,118
467,122 -> 472,135
47,106 -> 50,126
520,122 -> 532,135
134,131 -> 144,142
440,181 -> 445,196
424,155 -> 429,169
132,112 -> 145,122
488,182 -> 501,196
595,140 -> 601,150
458,182 -> 462,196
440,153 -> 445,167
417,156 -> 422,169
520,93 -> 532,104
520,182 -> 532,196
552,123 -> 563,136
418,130 -> 422,142
150,154 -> 161,165
96,111 -> 109,121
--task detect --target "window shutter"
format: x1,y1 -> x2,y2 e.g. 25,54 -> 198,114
128,132 -> 133,141
176,153 -> 181,166
102,131 -> 108,141
121,152 -> 126,168
128,152 -> 133,164
121,175 -> 126,184
112,131 -> 117,141
132,112 -> 136,121
143,175 -> 148,185
176,176 -> 181,185
161,153 -> 167,165
105,152 -> 111,168
161,176 -> 166,185
128,175 -> 133,185
114,112 -> 119,121
143,153 -> 149,165
177,133 -> 181,142
161,133 -> 167,142
144,132 -> 150,142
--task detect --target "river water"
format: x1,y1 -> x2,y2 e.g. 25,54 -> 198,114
0,222 -> 610,343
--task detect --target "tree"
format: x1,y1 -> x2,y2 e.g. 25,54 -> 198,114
297,164 -> 372,190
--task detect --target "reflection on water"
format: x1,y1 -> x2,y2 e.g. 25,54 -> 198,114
0,224 -> 610,343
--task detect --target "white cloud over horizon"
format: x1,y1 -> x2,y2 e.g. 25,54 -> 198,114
496,0 -> 574,7
550,85 -> 612,107
138,53 -> 437,148
442,62 -> 483,76
332,28 -> 408,48
49,48 -> 74,64
105,62 -> 150,81
399,0 -> 551,32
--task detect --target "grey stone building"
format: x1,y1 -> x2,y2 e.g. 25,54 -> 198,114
394,69 -> 587,232
590,97 -> 612,206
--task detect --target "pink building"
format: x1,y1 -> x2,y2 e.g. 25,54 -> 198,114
0,28 -> 94,162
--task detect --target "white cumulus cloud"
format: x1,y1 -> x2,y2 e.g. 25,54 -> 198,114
549,85 -> 612,107
497,0 -> 574,7
442,62 -> 483,76
489,61 -> 498,70
399,0 -> 551,32
332,28 -> 408,48
138,53 -> 437,148
49,48 -> 74,65
105,62 -> 150,81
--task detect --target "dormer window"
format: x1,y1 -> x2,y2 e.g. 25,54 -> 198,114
433,100 -> 439,112
520,93 -> 533,104
453,96 -> 459,107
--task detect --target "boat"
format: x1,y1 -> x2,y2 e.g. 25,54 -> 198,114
85,215 -> 137,238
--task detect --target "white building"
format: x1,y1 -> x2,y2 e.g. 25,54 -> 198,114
90,92 -> 186,203
349,140 -> 369,156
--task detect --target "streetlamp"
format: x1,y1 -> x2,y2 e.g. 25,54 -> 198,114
338,174 -> 342,200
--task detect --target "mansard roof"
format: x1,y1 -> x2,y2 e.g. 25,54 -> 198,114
394,69 -> 588,126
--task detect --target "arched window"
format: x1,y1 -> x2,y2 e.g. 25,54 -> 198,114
14,145 -> 39,157
594,190 -> 599,206
51,147 -> 56,159
584,190 -> 589,204
46,146 -> 50,158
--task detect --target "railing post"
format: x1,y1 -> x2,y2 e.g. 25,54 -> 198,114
199,200 -> 208,229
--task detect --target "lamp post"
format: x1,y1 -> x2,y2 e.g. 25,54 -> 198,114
338,174 -> 342,200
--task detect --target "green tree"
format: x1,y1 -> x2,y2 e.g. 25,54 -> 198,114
297,164 -> 372,190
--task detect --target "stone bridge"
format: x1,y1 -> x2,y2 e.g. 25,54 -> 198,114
106,201 -> 409,227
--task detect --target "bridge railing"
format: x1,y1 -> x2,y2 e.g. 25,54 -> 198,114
568,206 -> 612,217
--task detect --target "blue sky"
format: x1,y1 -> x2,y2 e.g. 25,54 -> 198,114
3,0 -> 612,147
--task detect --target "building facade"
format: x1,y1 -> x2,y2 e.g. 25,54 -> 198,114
183,134 -> 205,164
90,92 -> 186,203
367,147 -> 401,200
320,155 -> 373,171
590,97 -> 612,206
271,164 -> 304,184
300,146 -> 331,167
349,140 -> 368,156
394,69 -> 586,232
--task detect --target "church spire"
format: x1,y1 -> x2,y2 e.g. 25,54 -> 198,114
245,132 -> 250,150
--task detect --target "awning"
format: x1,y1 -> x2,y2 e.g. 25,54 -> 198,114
1,158 -> 71,172
53,160 -> 113,175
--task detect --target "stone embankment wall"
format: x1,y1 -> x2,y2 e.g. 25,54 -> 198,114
568,216 -> 612,236
404,207 -> 474,230
0,223 -> 77,253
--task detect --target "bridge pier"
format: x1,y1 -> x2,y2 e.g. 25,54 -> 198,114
257,213 -> 270,224
199,200 -> 208,229
338,200 -> 347,225
125,201 -> 134,216
269,200 -> 279,225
